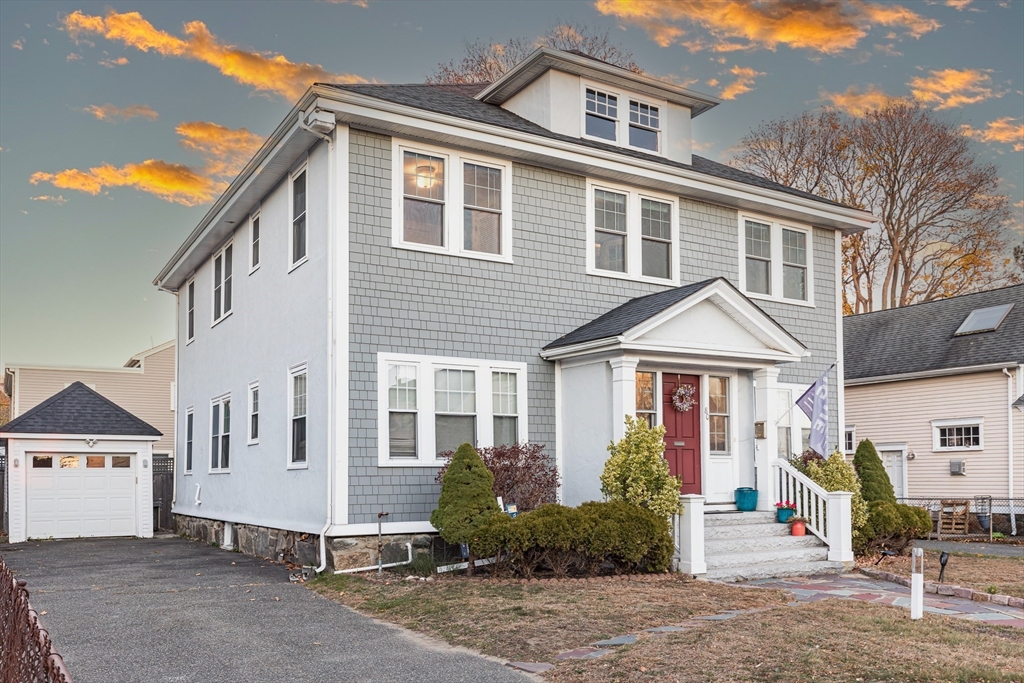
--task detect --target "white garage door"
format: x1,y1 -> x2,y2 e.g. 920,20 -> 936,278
26,453 -> 136,539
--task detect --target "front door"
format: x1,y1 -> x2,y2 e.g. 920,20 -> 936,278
663,374 -> 701,495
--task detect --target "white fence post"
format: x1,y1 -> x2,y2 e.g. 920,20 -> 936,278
675,494 -> 706,576
826,491 -> 854,564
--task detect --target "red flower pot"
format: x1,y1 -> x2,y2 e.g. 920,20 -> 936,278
791,520 -> 806,536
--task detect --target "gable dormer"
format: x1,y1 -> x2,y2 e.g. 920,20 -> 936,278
476,48 -> 720,166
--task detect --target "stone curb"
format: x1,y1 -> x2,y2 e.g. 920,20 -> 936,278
857,567 -> 1022,608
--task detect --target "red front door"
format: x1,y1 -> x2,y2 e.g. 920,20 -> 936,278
663,374 -> 701,495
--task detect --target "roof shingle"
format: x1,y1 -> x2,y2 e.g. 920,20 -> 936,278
0,381 -> 162,437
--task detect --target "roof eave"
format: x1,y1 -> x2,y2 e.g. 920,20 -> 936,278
845,361 -> 1020,387
0,431 -> 161,440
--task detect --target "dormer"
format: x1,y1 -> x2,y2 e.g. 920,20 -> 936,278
476,48 -> 720,166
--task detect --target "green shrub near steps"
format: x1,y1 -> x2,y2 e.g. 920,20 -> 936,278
851,438 -> 930,554
853,439 -> 896,503
803,450 -> 869,544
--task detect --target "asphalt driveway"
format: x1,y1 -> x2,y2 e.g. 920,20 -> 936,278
2,536 -> 530,683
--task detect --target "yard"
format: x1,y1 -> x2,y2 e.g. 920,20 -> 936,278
859,549 -> 1024,598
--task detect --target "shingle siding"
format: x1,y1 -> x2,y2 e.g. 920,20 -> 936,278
347,129 -> 842,523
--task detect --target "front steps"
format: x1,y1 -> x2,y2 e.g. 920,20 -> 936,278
702,511 -> 847,581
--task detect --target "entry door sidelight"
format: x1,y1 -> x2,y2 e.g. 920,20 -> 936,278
663,374 -> 701,495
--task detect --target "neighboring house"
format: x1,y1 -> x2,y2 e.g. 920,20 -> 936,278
844,285 -> 1024,504
4,340 -> 176,460
154,48 -> 872,575
0,387 -> 10,426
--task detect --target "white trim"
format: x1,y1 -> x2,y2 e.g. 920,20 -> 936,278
288,362 -> 309,469
376,352 -> 528,467
843,425 -> 856,455
581,81 -> 622,146
835,232 -> 845,455
844,362 -> 1018,386
247,381 -> 259,445
0,432 -> 160,442
185,278 -> 195,345
327,520 -> 436,537
184,406 -> 194,474
585,179 -> 679,285
875,442 -> 909,499
288,162 -> 309,271
210,242 -> 234,326
209,393 -> 231,473
390,139 -> 514,263
737,212 -> 815,307
931,417 -> 984,452
333,124 -> 350,525
554,359 -> 563,504
249,211 -> 261,274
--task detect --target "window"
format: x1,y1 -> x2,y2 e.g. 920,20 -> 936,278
636,371 -> 657,427
377,354 -> 527,465
588,181 -> 677,283
708,377 -> 730,453
955,303 -> 1014,336
492,371 -> 518,446
186,280 -> 195,342
60,455 -> 80,469
291,169 -> 307,267
87,455 -> 105,468
932,418 -> 983,451
250,213 -> 260,271
32,455 -> 53,468
185,408 -> 194,472
777,389 -> 792,459
844,427 -> 856,455
629,100 -> 659,152
739,215 -> 813,304
212,244 -> 233,324
111,456 -> 131,468
585,88 -> 618,141
393,142 -> 512,262
290,366 -> 307,465
210,395 -> 230,470
248,382 -> 259,444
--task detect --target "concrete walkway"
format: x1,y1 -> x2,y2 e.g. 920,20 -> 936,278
913,539 -> 1024,558
2,537 -> 530,683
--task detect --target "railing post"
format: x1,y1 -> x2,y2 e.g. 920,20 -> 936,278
676,495 -> 706,576
826,491 -> 854,564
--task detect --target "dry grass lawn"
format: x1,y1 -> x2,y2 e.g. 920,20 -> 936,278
545,600 -> 1024,683
309,573 -> 788,662
860,549 -> 1024,598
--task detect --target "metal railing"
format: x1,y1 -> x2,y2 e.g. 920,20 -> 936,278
898,496 -> 1024,539
0,557 -> 73,683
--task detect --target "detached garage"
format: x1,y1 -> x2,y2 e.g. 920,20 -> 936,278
2,381 -> 161,543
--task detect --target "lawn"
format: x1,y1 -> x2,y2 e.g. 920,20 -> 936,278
859,549 -> 1024,598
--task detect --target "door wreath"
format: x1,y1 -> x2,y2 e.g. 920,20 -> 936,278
671,384 -> 696,412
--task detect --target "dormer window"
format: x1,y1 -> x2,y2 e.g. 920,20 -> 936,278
585,88 -> 618,141
629,101 -> 659,152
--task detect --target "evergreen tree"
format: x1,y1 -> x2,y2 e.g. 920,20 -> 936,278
852,438 -> 896,503
430,443 -> 500,570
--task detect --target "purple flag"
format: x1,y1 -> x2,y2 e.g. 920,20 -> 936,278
796,365 -> 833,456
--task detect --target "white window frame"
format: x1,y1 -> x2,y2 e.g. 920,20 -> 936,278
209,394 -> 231,473
844,426 -> 856,455
288,163 -> 308,272
186,278 -> 195,344
211,242 -> 233,327
931,417 -> 984,452
580,80 -> 668,156
737,213 -> 815,307
390,139 -> 513,264
249,211 -> 261,273
707,375 -> 731,455
777,383 -> 813,458
585,179 -> 679,285
248,381 -> 259,445
582,82 -> 621,145
288,363 -> 308,469
627,98 -> 662,154
376,353 -> 528,467
184,406 -> 194,474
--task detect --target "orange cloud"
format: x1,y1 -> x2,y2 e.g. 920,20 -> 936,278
66,52 -> 82,61
962,117 -> 1024,152
175,121 -> 264,178
719,65 -> 763,100
63,10 -> 365,99
84,103 -> 159,122
821,84 -> 901,115
12,38 -> 24,50
909,68 -> 998,109
593,0 -> 940,54
945,0 -> 972,9
99,55 -> 129,68
31,160 -> 223,207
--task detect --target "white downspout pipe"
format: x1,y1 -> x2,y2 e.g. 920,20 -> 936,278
1004,369 -> 1015,536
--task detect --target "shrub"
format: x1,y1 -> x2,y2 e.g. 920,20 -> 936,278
601,416 -> 683,518
430,443 -> 500,572
436,442 -> 558,513
793,449 -> 825,474
852,439 -> 896,503
804,450 -> 868,542
860,500 -> 932,554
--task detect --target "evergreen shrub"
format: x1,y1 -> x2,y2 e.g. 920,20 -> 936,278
601,416 -> 683,517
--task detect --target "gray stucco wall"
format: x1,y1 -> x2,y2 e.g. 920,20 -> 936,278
174,140 -> 330,534
347,129 -> 840,524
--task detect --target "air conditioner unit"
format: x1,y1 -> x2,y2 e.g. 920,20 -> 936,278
949,459 -> 966,476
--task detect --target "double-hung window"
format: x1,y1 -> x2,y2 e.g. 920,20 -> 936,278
844,427 -> 856,455
708,377 -> 730,453
212,244 -> 232,324
777,389 -> 792,459
932,418 -> 983,451
248,382 -> 259,444
739,215 -> 813,305
588,181 -> 677,283
186,280 -> 195,343
289,365 -> 307,465
378,354 -> 527,465
635,371 -> 657,427
210,395 -> 230,471
629,100 -> 660,152
585,87 -> 618,141
250,213 -> 260,272
290,169 -> 307,268
184,407 -> 194,472
403,151 -> 446,247
463,163 -> 502,254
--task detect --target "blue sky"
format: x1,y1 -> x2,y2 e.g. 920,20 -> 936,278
1,0 -> 1021,370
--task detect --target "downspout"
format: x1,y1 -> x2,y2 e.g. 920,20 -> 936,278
157,282 -> 180,511
298,109 -> 335,574
1005,368 -> 1014,502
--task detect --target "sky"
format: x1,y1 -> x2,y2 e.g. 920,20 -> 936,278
1,0 -> 1022,370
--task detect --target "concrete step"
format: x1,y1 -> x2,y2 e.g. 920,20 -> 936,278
706,546 -> 828,570
705,534 -> 824,555
705,559 -> 848,582
703,522 -> 792,540
704,511 -> 776,527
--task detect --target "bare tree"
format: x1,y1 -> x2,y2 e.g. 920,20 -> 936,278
734,102 -> 1012,313
427,22 -> 642,84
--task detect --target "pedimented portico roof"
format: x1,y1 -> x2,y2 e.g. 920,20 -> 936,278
541,278 -> 808,364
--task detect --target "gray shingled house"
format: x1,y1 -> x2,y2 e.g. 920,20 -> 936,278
153,48 -> 872,578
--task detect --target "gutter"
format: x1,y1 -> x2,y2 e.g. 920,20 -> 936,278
845,362 -> 1020,387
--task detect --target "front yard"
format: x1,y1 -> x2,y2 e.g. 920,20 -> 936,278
859,549 -> 1024,598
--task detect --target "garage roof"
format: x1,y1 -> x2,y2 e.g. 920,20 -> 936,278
0,382 -> 162,437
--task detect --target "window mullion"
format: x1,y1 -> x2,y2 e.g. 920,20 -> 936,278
629,191 -> 641,277
479,370 -> 494,448
421,365 -> 435,462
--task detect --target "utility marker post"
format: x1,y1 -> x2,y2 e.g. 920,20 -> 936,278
910,547 -> 924,620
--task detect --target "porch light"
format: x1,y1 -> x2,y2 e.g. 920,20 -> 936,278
416,164 -> 437,190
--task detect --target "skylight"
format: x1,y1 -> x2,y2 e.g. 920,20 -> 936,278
954,303 -> 1014,336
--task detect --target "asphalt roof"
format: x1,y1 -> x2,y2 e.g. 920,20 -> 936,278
323,82 -> 853,211
843,285 -> 1024,381
0,381 -> 162,437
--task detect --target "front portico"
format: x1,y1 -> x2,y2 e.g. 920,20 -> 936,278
543,278 -> 807,511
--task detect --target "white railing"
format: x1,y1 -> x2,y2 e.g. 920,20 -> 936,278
672,494 -> 706,576
772,458 -> 854,563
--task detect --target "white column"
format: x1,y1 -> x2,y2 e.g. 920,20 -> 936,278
676,495 -> 706,576
752,366 -> 780,511
826,490 -> 854,563
609,357 -> 640,441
